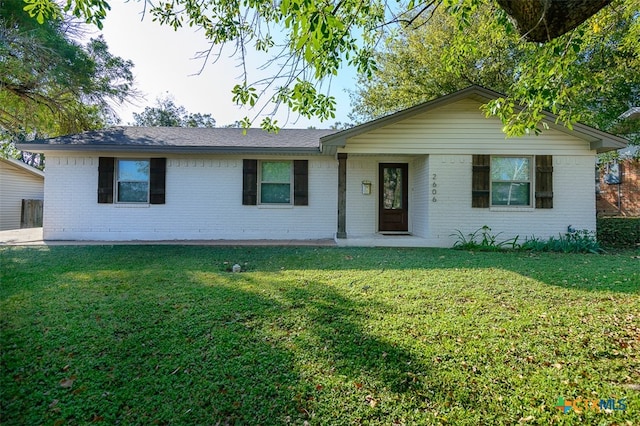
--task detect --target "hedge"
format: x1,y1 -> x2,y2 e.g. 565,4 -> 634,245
597,217 -> 640,248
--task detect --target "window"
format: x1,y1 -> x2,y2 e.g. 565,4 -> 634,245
473,155 -> 553,209
243,159 -> 308,206
98,157 -> 166,205
117,159 -> 150,203
259,161 -> 292,204
490,157 -> 532,206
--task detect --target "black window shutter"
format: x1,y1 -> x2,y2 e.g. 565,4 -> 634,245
149,158 -> 166,204
243,159 -> 258,205
535,155 -> 553,208
98,157 -> 114,204
293,160 -> 309,206
472,155 -> 490,208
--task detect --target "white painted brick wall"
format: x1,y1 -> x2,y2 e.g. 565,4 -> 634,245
425,154 -> 597,247
43,152 -> 597,246
410,156 -> 429,238
44,155 -> 337,241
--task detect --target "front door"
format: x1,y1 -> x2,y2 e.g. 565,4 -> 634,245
379,163 -> 409,232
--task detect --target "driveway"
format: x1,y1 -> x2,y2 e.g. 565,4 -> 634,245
0,228 -> 45,246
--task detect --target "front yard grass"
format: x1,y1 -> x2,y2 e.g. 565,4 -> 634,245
1,246 -> 638,425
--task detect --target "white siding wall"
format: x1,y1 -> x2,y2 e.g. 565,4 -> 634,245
345,156 -> 418,237
43,155 -> 337,241
425,154 -> 596,247
343,99 -> 596,155
345,157 -> 378,236
0,160 -> 44,230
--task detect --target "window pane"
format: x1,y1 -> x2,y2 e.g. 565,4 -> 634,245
491,157 -> 530,181
261,183 -> 291,203
262,161 -> 290,182
118,182 -> 149,203
383,167 -> 403,209
118,160 -> 149,181
492,182 -> 530,206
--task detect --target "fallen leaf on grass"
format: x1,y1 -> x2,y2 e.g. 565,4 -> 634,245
59,376 -> 76,388
365,394 -> 378,408
519,415 -> 535,423
354,382 -> 363,389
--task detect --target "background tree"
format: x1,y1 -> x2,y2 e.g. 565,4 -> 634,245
351,0 -> 639,138
1,0 -> 136,165
132,96 -> 216,127
22,0 -> 638,135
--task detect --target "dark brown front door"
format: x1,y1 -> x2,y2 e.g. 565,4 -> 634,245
379,163 -> 408,232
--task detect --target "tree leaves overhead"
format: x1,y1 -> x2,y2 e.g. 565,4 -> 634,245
351,0 -> 640,137
1,0 -> 136,155
20,0 -> 638,135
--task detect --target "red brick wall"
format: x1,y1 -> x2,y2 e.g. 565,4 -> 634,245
597,159 -> 640,217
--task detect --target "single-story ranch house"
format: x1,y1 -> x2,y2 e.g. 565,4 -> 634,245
18,86 -> 627,247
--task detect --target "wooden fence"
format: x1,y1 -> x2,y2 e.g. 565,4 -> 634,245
21,199 -> 43,228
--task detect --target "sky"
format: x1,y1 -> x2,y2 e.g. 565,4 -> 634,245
94,1 -> 358,128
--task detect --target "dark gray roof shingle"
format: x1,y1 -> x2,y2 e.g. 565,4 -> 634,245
18,127 -> 338,153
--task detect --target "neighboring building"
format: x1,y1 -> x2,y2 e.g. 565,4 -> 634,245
0,157 -> 45,230
597,107 -> 640,217
597,146 -> 640,217
17,86 -> 627,246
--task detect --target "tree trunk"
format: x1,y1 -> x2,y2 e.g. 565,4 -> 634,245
495,0 -> 613,42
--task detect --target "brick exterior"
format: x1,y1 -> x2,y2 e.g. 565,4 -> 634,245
43,155 -> 338,241
340,154 -> 597,247
597,159 -> 640,217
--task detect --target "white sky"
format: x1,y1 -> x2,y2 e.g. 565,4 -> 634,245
94,0 -> 357,128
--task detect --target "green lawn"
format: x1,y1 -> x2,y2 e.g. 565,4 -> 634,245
1,246 -> 638,425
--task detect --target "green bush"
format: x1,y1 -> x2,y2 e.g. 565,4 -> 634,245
450,226 -> 520,251
452,226 -> 603,253
521,230 -> 603,254
597,217 -> 640,248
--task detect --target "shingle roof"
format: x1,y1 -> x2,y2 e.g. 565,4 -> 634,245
18,127 -> 338,154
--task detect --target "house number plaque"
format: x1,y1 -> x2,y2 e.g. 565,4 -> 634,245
432,173 -> 437,202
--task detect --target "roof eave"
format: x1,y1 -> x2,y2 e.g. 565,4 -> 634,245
0,157 -> 45,178
15,144 -> 325,156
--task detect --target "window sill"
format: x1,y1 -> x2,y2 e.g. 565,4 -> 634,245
115,203 -> 150,208
257,204 -> 294,209
489,206 -> 534,212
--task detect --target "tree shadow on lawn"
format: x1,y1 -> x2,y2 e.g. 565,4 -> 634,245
174,245 -> 638,294
1,260 -> 431,425
3,244 -> 636,293
2,246 -> 638,424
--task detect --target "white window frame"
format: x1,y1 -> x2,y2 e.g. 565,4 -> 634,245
490,156 -> 533,207
115,158 -> 150,204
258,160 -> 293,205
